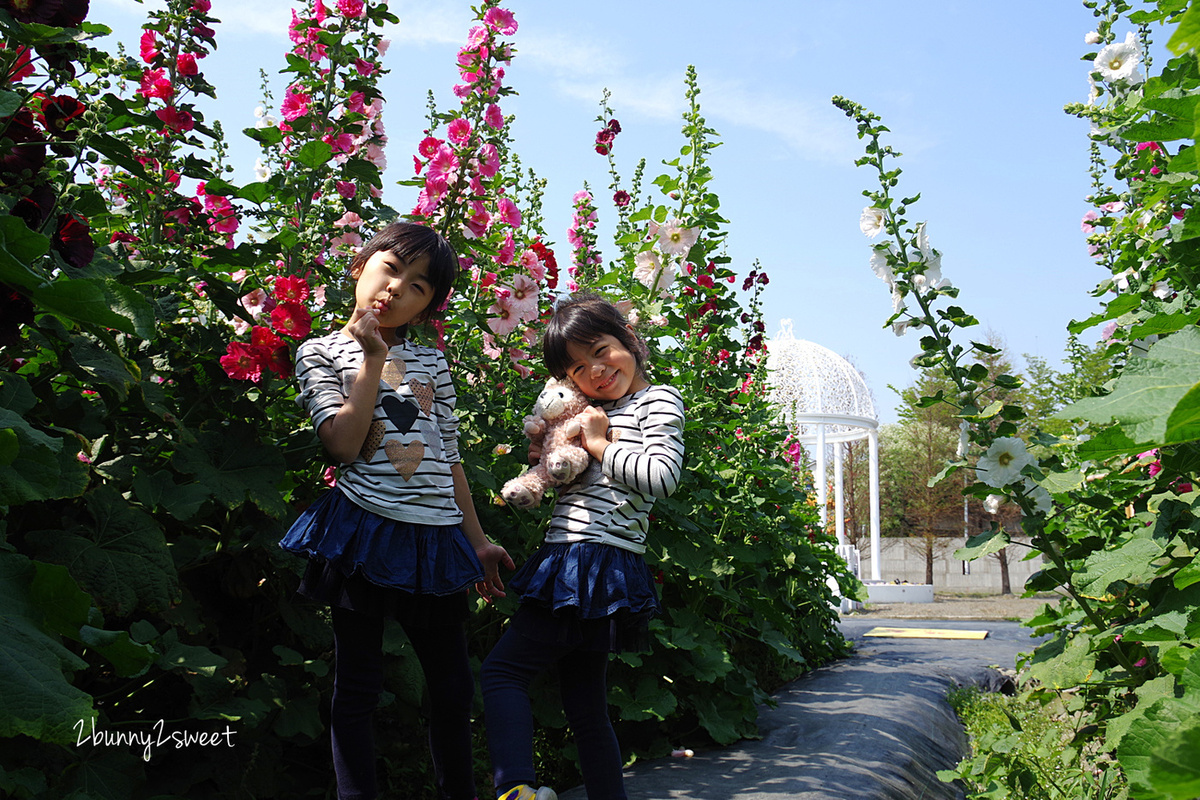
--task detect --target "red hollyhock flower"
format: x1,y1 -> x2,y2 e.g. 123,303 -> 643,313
273,274 -> 309,303
139,30 -> 158,63
1,44 -> 35,83
270,302 -> 312,339
0,108 -> 46,179
38,94 -> 86,139
138,68 -> 174,101
192,0 -> 211,11
613,190 -> 631,207
53,213 -> 94,269
11,183 -> 54,231
220,341 -> 264,382
176,52 -> 199,76
155,106 -> 194,133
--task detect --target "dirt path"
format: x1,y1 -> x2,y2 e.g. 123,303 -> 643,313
846,592 -> 1062,621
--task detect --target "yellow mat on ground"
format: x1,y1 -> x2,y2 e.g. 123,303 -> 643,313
863,627 -> 989,640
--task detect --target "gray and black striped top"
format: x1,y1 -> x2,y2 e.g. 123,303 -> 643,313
294,331 -> 462,526
545,384 -> 685,553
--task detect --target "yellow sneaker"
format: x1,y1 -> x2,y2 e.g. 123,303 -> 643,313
498,785 -> 557,800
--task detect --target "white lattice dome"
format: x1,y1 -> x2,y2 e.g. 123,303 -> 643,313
767,320 -> 877,443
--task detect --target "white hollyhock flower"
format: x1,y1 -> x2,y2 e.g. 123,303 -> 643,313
870,246 -> 895,288
1022,478 -> 1053,515
1152,281 -> 1173,299
657,219 -> 699,256
254,158 -> 270,181
892,319 -> 911,337
633,250 -> 675,293
1094,32 -> 1142,82
860,206 -> 886,238
976,437 -> 1035,488
1085,31 -> 1101,45
955,421 -> 969,459
891,285 -> 906,315
983,494 -> 1004,515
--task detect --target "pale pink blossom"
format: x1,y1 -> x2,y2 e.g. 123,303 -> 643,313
240,288 -> 269,318
336,181 -> 356,198
232,316 -> 251,335
1081,210 -> 1099,234
334,211 -> 363,228
508,274 -> 539,321
482,332 -> 503,359
520,249 -> 546,282
377,38 -> 390,56
365,143 -> 387,170
487,297 -> 520,336
509,348 -> 533,378
658,219 -> 699,256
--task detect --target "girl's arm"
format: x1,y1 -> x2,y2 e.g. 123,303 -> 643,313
580,387 -> 685,498
316,309 -> 388,464
451,463 -> 514,601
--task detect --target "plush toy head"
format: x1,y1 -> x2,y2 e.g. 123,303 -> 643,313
501,378 -> 595,509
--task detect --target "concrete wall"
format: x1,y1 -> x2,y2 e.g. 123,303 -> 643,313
855,536 -> 1042,593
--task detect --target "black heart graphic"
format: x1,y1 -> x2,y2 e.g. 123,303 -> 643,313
381,394 -> 419,434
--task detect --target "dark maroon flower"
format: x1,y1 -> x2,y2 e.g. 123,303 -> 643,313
607,119 -> 621,134
613,190 -> 630,207
38,94 -> 85,139
53,213 -> 94,269
11,183 -> 54,231
0,108 -> 46,181
0,283 -> 34,347
1,0 -> 89,27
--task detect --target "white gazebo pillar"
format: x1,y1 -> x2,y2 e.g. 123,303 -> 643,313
833,442 -> 845,546
868,426 -> 881,581
815,423 -> 827,530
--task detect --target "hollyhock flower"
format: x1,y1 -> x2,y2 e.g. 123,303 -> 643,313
194,22 -> 216,39
976,437 -> 1035,487
1,43 -> 34,82
658,219 -> 699,256
497,197 -> 522,228
354,58 -> 377,76
254,158 -> 270,181
1021,478 -> 1053,515
418,136 -> 443,160
983,494 -> 1003,515
614,190 -> 631,207
482,332 -> 503,358
139,30 -> 159,63
337,0 -> 365,18
497,234 -> 516,265
138,68 -> 174,101
428,144 -> 459,182
447,117 -> 472,146
38,94 -> 86,139
1081,210 -> 1099,234
483,7 -> 518,35
334,211 -> 363,228
860,206 -> 886,238
240,288 -> 269,318
484,103 -> 504,129
328,230 -> 363,252
156,106 -> 195,133
520,250 -> 546,282
487,298 -> 520,336
1101,200 -> 1126,213
508,274 -> 539,321
365,142 -> 387,170
176,52 -> 199,76
477,143 -> 500,178
1095,32 -> 1142,83
274,275 -> 310,303
53,214 -> 94,269
280,88 -> 312,121
634,250 -> 676,293
509,349 -> 533,378
271,302 -> 312,339
193,0 -> 212,11
378,37 -> 390,55
336,180 -> 356,198
221,341 -> 264,382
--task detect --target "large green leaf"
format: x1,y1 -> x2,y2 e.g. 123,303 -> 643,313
1073,536 -> 1166,598
31,278 -> 147,335
0,553 -> 95,745
0,215 -> 50,289
954,528 -> 1010,561
0,408 -> 89,505
1106,675 -> 1176,750
26,486 -> 179,616
1151,720 -> 1200,800
1119,692 -> 1200,798
172,429 -> 289,517
1058,327 -> 1200,448
692,690 -> 754,745
1026,632 -> 1097,689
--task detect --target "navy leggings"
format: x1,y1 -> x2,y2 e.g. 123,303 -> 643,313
330,606 -> 476,800
480,628 -> 625,800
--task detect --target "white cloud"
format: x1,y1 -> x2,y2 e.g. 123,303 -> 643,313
383,0 -> 474,46
96,0 -> 293,37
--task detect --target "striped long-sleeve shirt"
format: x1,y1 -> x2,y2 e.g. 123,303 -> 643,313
545,384 -> 685,553
294,331 -> 463,526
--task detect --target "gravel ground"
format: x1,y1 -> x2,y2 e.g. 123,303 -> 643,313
845,592 -> 1063,621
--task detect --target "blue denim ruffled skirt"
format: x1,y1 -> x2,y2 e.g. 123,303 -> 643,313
507,541 -> 661,652
279,487 -> 484,626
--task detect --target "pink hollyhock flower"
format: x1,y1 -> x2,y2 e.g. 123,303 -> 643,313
453,83 -> 472,100
280,88 -> 311,121
497,234 -> 516,265
428,144 -> 459,181
334,211 -> 363,228
483,7 -> 517,35
139,30 -> 158,63
328,230 -> 364,251
658,218 -> 700,256
194,22 -> 216,38
176,52 -> 199,76
322,466 -> 337,487
221,341 -> 265,382
231,316 -> 250,335
193,0 -> 212,11
573,189 -> 592,204
508,274 -> 538,321
1101,320 -> 1118,341
487,297 -> 520,336
448,117 -> 472,146
345,91 -> 367,115
271,302 -> 312,339
464,203 -> 491,239
313,285 -> 327,308
414,187 -> 441,216
484,103 -> 504,129
1081,210 -> 1099,234
467,25 -> 488,48
521,250 -> 546,282
274,275 -> 310,303
509,349 -> 533,378
482,332 -> 502,358
697,274 -> 714,289
354,58 -> 377,76
336,180 -> 356,198
155,106 -> 194,133
418,136 -> 443,159
138,68 -> 174,101
337,0 -> 365,18
365,143 -> 387,170
497,197 -> 522,228
377,38 -> 390,55
478,143 -> 500,177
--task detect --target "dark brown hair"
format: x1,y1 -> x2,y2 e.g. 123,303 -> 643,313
349,222 -> 456,324
543,293 -> 647,380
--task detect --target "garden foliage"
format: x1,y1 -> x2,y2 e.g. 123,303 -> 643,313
0,1 -> 852,797
836,1 -> 1200,797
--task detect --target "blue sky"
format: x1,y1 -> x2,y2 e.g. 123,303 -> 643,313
94,0 -> 1143,424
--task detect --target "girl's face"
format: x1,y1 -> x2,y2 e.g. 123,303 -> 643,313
564,333 -> 648,401
351,249 -> 434,334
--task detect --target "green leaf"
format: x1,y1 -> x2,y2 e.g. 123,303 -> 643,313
243,125 -> 283,146
0,553 -> 95,745
131,469 -> 209,521
236,181 -> 275,205
294,140 -> 333,169
609,673 -> 678,722
26,486 -> 179,616
692,691 -> 753,745
1026,631 -> 1097,689
0,90 -> 21,117
954,529 -> 1010,561
32,277 -> 148,335
1165,381 -> 1200,444
1119,693 -> 1200,798
157,628 -> 227,677
172,429 -> 288,517
1036,469 -> 1085,494
78,626 -> 155,677
70,338 -> 138,401
1057,327 -> 1200,446
1107,675 -> 1177,749
29,561 -> 90,639
1068,293 -> 1141,334
0,409 -> 88,505
1175,558 -> 1200,590
1073,537 -> 1166,598
1151,720 -> 1200,799
1122,117 -> 1196,142
0,215 -> 50,289
1168,2 -> 1200,54
1076,424 -> 1147,460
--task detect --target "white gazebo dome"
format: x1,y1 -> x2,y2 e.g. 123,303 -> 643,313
767,319 -> 882,584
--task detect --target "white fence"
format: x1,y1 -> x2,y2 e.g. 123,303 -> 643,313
855,535 -> 1043,593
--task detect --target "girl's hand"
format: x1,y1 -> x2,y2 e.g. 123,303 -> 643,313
345,307 -> 388,359
474,542 -> 515,603
577,406 -> 610,460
